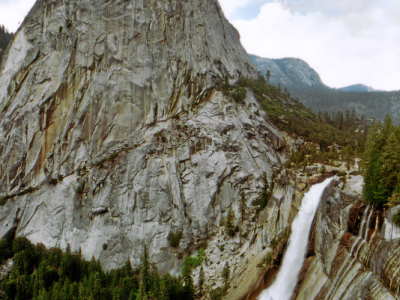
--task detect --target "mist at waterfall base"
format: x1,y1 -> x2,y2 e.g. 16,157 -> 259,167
259,178 -> 334,300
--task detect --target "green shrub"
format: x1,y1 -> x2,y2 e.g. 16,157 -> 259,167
209,287 -> 224,300
232,87 -> 247,103
167,231 -> 183,248
96,152 -> 119,168
252,173 -> 274,213
49,179 -> 58,185
76,181 -> 85,195
225,207 -> 235,237
196,240 -> 208,251
393,211 -> 400,227
183,249 -> 205,269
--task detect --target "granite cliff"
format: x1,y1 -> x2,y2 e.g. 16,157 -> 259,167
249,54 -> 325,88
0,0 -> 285,273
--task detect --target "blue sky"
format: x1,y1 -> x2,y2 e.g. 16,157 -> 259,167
1,0 -> 400,91
230,0 -> 270,20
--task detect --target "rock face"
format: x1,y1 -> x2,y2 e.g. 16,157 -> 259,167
249,54 -> 325,88
294,175 -> 398,300
0,0 -> 258,194
0,0 -> 286,271
225,170 -> 400,300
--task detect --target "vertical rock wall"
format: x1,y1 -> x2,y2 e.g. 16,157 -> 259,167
0,0 -> 258,194
295,175 -> 399,300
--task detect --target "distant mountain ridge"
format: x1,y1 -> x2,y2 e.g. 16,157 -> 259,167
249,54 -> 326,88
250,54 -> 400,123
339,84 -> 377,92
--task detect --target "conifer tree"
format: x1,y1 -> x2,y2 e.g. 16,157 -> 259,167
141,245 -> 151,294
225,207 -> 235,237
239,191 -> 247,222
198,265 -> 205,296
159,277 -> 169,300
136,281 -> 148,300
222,263 -> 230,292
266,70 -> 271,85
181,263 -> 194,300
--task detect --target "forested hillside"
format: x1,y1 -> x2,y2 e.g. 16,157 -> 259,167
0,25 -> 13,58
223,77 -> 369,165
288,86 -> 400,123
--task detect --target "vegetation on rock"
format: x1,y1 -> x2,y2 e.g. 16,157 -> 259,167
167,231 -> 183,248
222,77 -> 370,170
258,228 -> 291,269
225,207 -> 236,237
252,173 -> 275,213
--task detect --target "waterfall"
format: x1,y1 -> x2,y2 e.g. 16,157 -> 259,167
364,208 -> 373,239
359,206 -> 369,238
259,178 -> 334,300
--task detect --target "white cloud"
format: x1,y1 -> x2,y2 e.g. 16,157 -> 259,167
228,1 -> 400,90
0,0 -> 36,33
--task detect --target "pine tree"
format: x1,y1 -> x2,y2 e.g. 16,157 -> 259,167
141,245 -> 151,294
266,70 -> 271,85
149,263 -> 160,299
222,263 -> 230,292
37,288 -> 49,300
362,118 -> 397,207
181,263 -> 194,300
136,281 -> 148,300
198,265 -> 205,296
225,207 -> 235,237
159,278 -> 169,300
239,191 -> 247,222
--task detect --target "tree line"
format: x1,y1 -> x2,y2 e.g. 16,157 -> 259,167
285,85 -> 400,124
0,230 -> 196,300
223,77 -> 370,168
363,115 -> 400,209
0,25 -> 13,58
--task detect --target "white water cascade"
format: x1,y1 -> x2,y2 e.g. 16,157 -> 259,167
259,178 -> 334,300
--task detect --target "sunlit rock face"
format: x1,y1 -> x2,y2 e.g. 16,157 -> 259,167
0,0 -> 258,192
295,176 -> 398,300
0,0 -> 285,271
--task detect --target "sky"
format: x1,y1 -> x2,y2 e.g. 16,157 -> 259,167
0,0 -> 36,32
219,0 -> 400,91
0,0 -> 399,91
